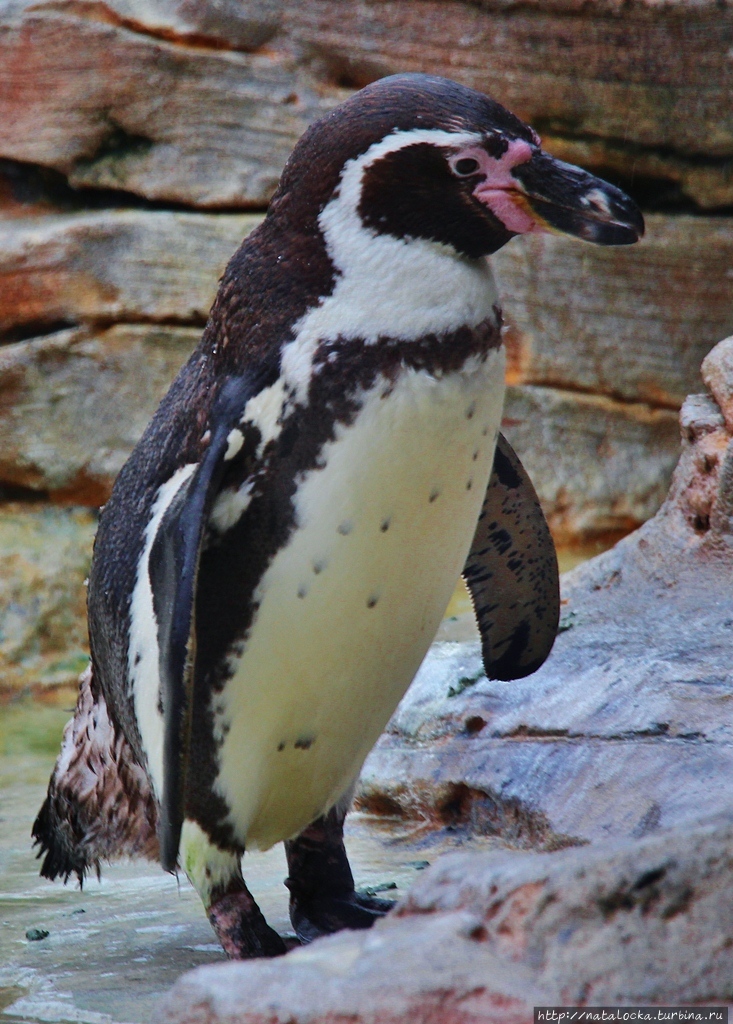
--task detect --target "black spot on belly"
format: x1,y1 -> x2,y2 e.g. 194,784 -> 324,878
429,488 -> 440,503
277,741 -> 286,751
313,558 -> 327,574
466,478 -> 473,490
297,584 -> 308,599
380,518 -> 391,532
295,735 -> 316,750
338,520 -> 353,535
473,450 -> 479,461
367,594 -> 380,608
465,402 -> 476,420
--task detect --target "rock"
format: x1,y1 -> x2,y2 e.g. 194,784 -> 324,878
0,324 -> 197,502
4,0 -> 283,50
159,817 -> 733,1020
495,215 -> 733,407
503,384 -> 680,546
0,321 -> 681,541
398,817 -> 733,1005
3,211 -> 730,409
287,0 -> 733,207
357,334 -> 733,845
702,336 -> 733,433
1,1 -> 730,209
0,211 -> 705,542
0,210 -> 257,336
0,503 -> 95,694
160,909 -> 550,1024
0,5 -> 341,207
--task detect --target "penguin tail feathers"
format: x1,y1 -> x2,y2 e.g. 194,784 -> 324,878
31,664 -> 160,885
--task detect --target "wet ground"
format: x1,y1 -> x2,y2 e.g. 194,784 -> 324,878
0,687 -> 506,1023
0,562 -> 595,1024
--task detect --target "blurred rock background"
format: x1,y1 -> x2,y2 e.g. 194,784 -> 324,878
0,0 -> 731,696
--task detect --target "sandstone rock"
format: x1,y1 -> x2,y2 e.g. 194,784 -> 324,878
0,324 -> 197,502
0,211 -> 708,542
159,817 -> 733,1021
702,336 -> 733,433
398,817 -> 733,1005
503,384 -> 680,546
496,215 -> 733,407
0,6 -> 340,207
0,210 -> 256,336
287,1 -> 733,205
357,335 -> 733,845
0,503 -> 94,694
160,909 -> 551,1024
4,0 -> 283,50
1,1 -> 730,210
3,211 -> 730,411
0,318 -> 680,542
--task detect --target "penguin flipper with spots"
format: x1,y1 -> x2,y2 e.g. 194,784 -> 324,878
148,375 -> 263,872
463,432 -> 560,681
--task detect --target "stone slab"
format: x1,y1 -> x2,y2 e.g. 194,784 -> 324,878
0,210 -> 256,335
0,324 -> 197,502
496,215 -> 733,408
287,1 -> 733,206
0,503 -> 95,693
159,817 -> 733,1020
1,2 -> 730,208
503,384 -> 680,545
3,0 -> 283,50
0,7 -> 341,207
2,211 -> 730,412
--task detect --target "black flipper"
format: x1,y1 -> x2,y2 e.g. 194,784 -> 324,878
463,432 -> 559,681
148,374 -> 262,872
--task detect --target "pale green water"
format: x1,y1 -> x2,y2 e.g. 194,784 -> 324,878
0,699 -> 501,1024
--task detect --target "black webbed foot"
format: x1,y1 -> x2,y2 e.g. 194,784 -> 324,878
288,889 -> 395,944
285,804 -> 396,945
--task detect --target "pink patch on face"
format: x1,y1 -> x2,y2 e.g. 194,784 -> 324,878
450,138 -> 545,236
478,190 -> 537,234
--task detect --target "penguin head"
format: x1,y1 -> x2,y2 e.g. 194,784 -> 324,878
270,73 -> 644,260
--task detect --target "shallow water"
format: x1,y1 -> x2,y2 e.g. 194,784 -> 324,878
0,698 -> 505,1024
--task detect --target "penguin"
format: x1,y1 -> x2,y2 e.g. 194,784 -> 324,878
32,73 -> 643,959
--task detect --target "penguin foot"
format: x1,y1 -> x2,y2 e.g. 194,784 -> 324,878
208,889 -> 287,959
289,890 -> 395,945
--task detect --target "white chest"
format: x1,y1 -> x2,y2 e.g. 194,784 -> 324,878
212,347 -> 506,849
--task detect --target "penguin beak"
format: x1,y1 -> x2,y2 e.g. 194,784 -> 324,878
508,150 -> 645,245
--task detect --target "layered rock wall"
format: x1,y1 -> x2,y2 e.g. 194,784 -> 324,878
1,0 -> 731,690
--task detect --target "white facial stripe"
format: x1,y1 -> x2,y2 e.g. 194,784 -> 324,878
128,462 -> 197,798
280,127 -> 500,399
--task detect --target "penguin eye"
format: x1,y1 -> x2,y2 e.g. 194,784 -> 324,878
453,157 -> 480,177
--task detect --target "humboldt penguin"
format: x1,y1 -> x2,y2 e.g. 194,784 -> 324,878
33,73 -> 643,958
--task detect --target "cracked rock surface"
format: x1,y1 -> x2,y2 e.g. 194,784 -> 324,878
160,818 -> 733,1020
